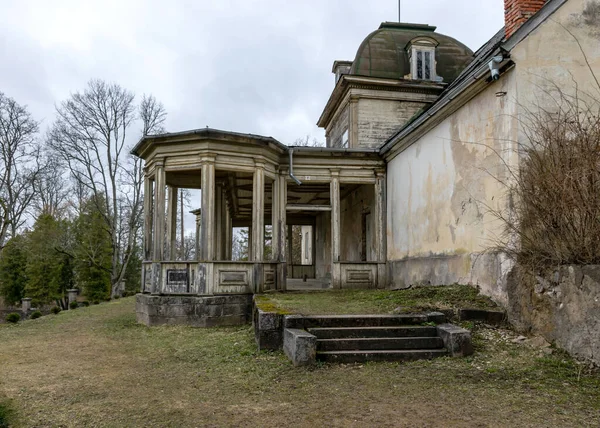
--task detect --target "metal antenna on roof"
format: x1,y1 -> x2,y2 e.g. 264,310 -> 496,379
398,0 -> 401,22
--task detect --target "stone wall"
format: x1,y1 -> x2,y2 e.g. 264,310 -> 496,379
507,265 -> 600,364
357,99 -> 424,149
136,294 -> 252,327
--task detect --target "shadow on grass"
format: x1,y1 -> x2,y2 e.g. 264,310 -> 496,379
0,398 -> 16,428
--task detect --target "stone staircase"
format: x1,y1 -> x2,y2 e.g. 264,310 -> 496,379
283,314 -> 473,366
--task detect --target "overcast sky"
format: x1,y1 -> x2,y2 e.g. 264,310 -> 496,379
1,0 -> 504,146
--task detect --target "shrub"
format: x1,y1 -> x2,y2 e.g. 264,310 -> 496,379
113,294 -> 120,300
69,301 -> 78,310
92,300 -> 100,305
5,313 -> 20,323
81,301 -> 90,307
490,86 -> 600,271
30,311 -> 42,319
51,306 -> 61,315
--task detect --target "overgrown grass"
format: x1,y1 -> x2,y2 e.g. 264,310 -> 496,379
0,297 -> 598,427
263,284 -> 499,315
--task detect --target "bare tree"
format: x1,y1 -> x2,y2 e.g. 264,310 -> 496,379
0,92 -> 42,247
34,154 -> 70,218
291,135 -> 325,147
47,80 -> 167,296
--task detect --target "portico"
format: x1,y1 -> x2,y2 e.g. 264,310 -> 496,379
132,128 -> 386,326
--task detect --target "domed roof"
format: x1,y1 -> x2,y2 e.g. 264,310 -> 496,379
350,22 -> 474,83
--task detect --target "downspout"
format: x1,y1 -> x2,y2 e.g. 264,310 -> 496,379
288,148 -> 302,185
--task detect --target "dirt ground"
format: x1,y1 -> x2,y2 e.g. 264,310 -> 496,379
0,297 -> 598,427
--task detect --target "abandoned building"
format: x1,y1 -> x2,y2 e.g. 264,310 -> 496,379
134,0 -> 600,328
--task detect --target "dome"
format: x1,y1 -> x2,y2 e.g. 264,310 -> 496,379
350,22 -> 474,83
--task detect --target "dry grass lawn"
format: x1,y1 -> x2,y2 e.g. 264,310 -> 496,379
0,296 -> 599,427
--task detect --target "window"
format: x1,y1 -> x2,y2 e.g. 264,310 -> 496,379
341,129 -> 349,148
407,37 -> 438,81
414,49 -> 434,80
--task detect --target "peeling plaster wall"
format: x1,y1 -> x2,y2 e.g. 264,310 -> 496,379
340,185 -> 376,262
385,0 -> 600,304
511,0 -> 600,113
357,99 -> 425,149
386,72 -> 518,304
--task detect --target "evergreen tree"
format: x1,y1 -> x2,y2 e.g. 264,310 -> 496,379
122,243 -> 141,294
24,214 -> 73,305
0,235 -> 28,305
74,195 -> 112,301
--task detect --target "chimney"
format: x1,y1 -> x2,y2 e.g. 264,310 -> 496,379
504,0 -> 546,38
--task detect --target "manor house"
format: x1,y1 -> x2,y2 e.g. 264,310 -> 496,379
133,0 -> 600,325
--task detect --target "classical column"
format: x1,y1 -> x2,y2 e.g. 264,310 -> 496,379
143,175 -> 153,261
374,172 -> 386,262
215,184 -> 223,260
151,162 -> 166,294
279,175 -> 287,263
272,176 -> 280,261
252,164 -> 265,261
375,171 -> 387,288
200,158 -> 216,261
330,170 -> 341,288
166,186 -> 178,260
224,199 -> 232,260
152,163 -> 166,262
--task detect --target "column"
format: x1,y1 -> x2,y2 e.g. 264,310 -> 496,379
279,175 -> 287,262
251,164 -> 265,261
374,172 -> 386,262
215,184 -> 223,260
151,162 -> 166,294
330,170 -> 341,288
375,171 -> 387,288
224,199 -> 232,260
200,158 -> 215,261
166,186 -> 178,260
143,175 -> 153,260
152,163 -> 166,261
272,176 -> 280,261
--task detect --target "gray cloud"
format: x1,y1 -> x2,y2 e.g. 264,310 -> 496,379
0,0 -> 504,145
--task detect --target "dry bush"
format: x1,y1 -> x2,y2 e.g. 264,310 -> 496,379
495,87 -> 600,271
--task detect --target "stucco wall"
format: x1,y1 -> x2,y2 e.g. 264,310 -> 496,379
385,0 -> 600,303
386,71 -> 518,303
326,104 -> 349,148
357,99 -> 425,149
511,0 -> 600,112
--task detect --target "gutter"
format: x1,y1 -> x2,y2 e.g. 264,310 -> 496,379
288,148 -> 302,185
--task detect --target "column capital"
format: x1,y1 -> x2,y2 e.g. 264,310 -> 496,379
200,155 -> 216,165
330,169 -> 340,177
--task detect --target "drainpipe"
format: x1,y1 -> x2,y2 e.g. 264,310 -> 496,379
288,148 -> 302,185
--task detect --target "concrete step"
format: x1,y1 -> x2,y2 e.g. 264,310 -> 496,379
308,326 -> 438,339
290,314 -> 439,329
317,336 -> 444,351
317,349 -> 448,363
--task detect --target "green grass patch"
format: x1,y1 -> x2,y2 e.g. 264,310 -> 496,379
262,284 -> 498,315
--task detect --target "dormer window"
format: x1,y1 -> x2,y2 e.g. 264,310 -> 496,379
407,37 -> 439,81
415,49 -> 433,80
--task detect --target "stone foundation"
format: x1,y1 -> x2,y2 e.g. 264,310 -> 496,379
136,293 -> 252,327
